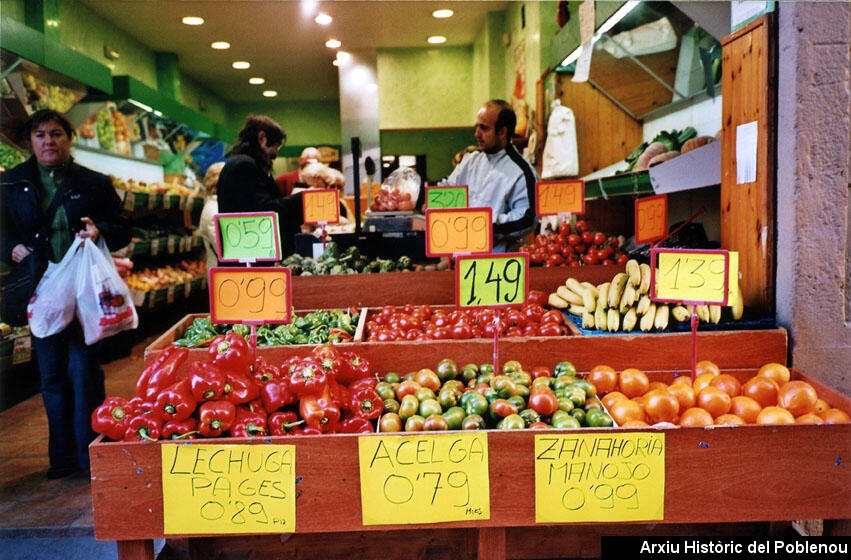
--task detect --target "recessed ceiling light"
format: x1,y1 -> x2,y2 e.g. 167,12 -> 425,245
232,61 -> 250,69
262,90 -> 278,98
432,9 -> 454,19
181,16 -> 204,26
332,59 -> 340,67
315,13 -> 332,25
427,36 -> 447,44
325,39 -> 341,49
210,41 -> 230,50
335,52 -> 351,64
249,77 -> 265,85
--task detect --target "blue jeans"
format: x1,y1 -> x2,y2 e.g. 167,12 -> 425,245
32,320 -> 105,471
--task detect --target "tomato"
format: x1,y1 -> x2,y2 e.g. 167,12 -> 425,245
574,244 -> 586,254
582,253 -> 599,265
535,234 -> 548,246
432,315 -> 450,328
451,323 -> 472,339
432,327 -> 451,340
602,259 -> 614,266
566,233 -> 580,246
504,326 -> 523,337
471,326 -> 483,338
538,323 -> 564,337
530,250 -> 546,264
541,310 -> 564,325
520,324 -> 538,337
559,246 -> 573,259
527,290 -> 548,306
581,231 -> 593,244
546,253 -> 564,266
593,231 -> 606,245
616,253 -> 628,265
379,413 -> 403,433
523,303 -> 544,322
504,310 -> 526,328
596,248 -> 608,261
574,220 -> 588,234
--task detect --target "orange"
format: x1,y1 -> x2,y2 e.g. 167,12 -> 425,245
618,368 -> 650,398
709,374 -> 742,398
621,419 -> 649,427
695,360 -> 721,377
756,406 -> 795,424
795,413 -> 824,425
741,375 -> 779,408
671,376 -> 693,386
692,373 -> 717,394
813,398 -> 830,415
715,414 -> 745,425
648,381 -> 669,393
729,396 -> 762,424
609,398 -> 645,425
696,386 -> 732,418
587,365 -> 618,394
678,407 -> 714,427
667,383 -> 696,411
757,362 -> 790,387
820,408 -> 851,424
643,389 -> 680,424
601,391 -> 628,410
777,380 -> 818,416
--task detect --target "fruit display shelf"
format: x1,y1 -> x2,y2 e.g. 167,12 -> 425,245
128,234 -> 203,258
130,275 -> 206,311
564,309 -> 777,336
120,190 -> 205,213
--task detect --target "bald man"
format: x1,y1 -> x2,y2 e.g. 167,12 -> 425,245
276,146 -> 321,196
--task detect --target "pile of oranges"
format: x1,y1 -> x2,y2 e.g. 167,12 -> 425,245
586,361 -> 850,427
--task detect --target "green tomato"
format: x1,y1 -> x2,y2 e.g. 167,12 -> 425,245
398,394 -> 419,420
552,415 -> 581,429
476,373 -> 494,386
569,407 -> 586,426
513,384 -> 530,400
552,377 -> 577,392
502,360 -> 523,374
519,408 -> 542,427
567,385 -> 587,409
491,375 -> 518,399
554,361 -> 578,378
462,392 -> 489,417
442,406 -> 465,430
500,413 -> 526,429
405,414 -> 425,432
478,364 -> 494,377
383,372 -> 401,384
507,395 -> 526,412
415,387 -> 436,402
460,364 -> 479,383
435,358 -> 458,382
383,398 -> 400,415
461,414 -> 486,430
557,397 -> 575,413
418,398 -> 443,418
438,388 -> 461,409
509,371 -> 532,387
573,378 -> 597,398
375,382 -> 396,401
532,376 -> 554,388
586,409 -> 614,428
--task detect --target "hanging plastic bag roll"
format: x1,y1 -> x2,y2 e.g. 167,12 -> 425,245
27,237 -> 84,338
75,237 -> 138,345
541,100 -> 579,179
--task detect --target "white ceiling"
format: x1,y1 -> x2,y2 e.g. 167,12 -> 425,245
78,0 -> 509,103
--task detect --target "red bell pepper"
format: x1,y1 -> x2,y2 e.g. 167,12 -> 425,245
127,396 -> 158,418
299,385 -> 340,433
347,377 -> 378,394
289,358 -> 327,397
187,361 -> 226,402
124,414 -> 162,442
135,346 -> 189,400
248,398 -> 267,415
312,343 -> 345,379
198,400 -> 237,437
349,388 -> 384,420
91,396 -> 131,441
231,406 -> 268,437
280,356 -> 302,377
325,378 -> 350,409
253,356 -> 282,384
268,411 -> 304,436
292,426 -> 323,436
207,332 -> 252,376
222,371 -> 260,405
162,418 -> 198,440
154,380 -> 197,422
339,351 -> 371,384
261,378 -> 296,412
340,416 -> 374,434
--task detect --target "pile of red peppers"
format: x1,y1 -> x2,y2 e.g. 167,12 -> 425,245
91,333 -> 383,442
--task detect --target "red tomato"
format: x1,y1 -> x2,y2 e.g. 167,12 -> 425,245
539,323 -> 564,336
471,326 -> 483,338
616,253 -> 628,265
546,243 -> 560,254
582,253 -> 599,265
531,365 -> 552,379
527,290 -> 548,306
575,244 -> 586,254
405,329 -> 421,341
558,221 -> 571,235
593,232 -> 607,245
541,310 -> 564,325
546,253 -> 564,266
504,310 -> 526,328
433,328 -> 450,340
535,234 -> 548,246
567,233 -> 580,246
451,323 -> 471,339
575,220 -> 589,234
523,303 -> 544,322
523,324 -> 540,337
560,246 -> 574,259
581,231 -> 593,244
569,259 -> 581,267
476,309 -> 496,326
376,330 -> 394,342
432,315 -> 450,328
555,234 -> 568,246
504,326 -> 523,337
602,259 -> 614,266
530,250 -> 546,264
380,305 -> 396,317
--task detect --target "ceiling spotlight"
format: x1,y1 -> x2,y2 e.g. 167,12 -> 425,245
427,36 -> 447,44
325,39 -> 341,49
432,9 -> 454,19
335,51 -> 351,64
315,13 -> 332,25
210,41 -> 230,50
262,90 -> 278,98
249,77 -> 265,85
332,59 -> 340,67
181,16 -> 204,26
232,61 -> 250,69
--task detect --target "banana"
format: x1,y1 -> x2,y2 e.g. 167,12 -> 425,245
622,308 -> 638,332
731,284 -> 744,320
581,282 -> 599,299
640,303 -> 656,332
607,308 -> 620,332
581,289 -> 596,313
597,282 -> 610,311
638,263 -> 652,295
619,283 -> 637,313
626,259 -> 641,287
548,292 -> 569,309
709,305 -> 722,324
582,311 -> 595,329
595,304 -> 608,331
671,305 -> 690,322
696,304 -> 710,323
608,273 -> 628,309
556,285 -> 584,307
567,304 -> 586,316
565,277 -> 587,298
636,294 -> 651,316
654,304 -> 669,330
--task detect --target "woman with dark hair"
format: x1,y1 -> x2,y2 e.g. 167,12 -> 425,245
0,109 -> 130,478
217,115 -> 304,257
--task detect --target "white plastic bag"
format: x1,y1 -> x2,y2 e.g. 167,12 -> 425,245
541,100 -> 579,179
75,237 -> 138,345
27,237 -> 84,338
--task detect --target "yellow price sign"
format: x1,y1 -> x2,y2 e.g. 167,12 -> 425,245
161,443 -> 296,535
650,249 -> 730,305
358,433 -> 490,526
534,433 -> 665,523
425,208 -> 492,257
208,267 -> 292,324
302,188 -> 340,225
455,253 -> 528,308
726,251 -> 739,308
535,180 -> 585,216
634,194 -> 668,245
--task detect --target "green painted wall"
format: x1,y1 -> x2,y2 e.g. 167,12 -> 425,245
377,46 -> 474,129
472,11 -> 507,103
0,0 -> 26,22
227,99 -> 341,154
381,128 -> 476,184
181,75 -> 228,124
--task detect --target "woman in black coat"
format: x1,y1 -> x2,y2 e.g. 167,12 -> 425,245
0,109 -> 130,478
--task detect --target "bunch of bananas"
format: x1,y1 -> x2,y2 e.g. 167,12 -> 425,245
548,259 -> 744,333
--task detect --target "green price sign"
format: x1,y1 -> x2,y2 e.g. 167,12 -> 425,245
215,212 -> 281,263
426,185 -> 468,209
455,253 -> 528,308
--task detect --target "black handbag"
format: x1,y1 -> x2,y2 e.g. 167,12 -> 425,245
0,185 -> 66,326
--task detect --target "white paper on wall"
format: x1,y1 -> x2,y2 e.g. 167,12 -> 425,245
736,121 -> 758,184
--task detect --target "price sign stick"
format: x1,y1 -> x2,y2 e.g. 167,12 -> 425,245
690,305 -> 699,382
652,206 -> 706,248
492,314 -> 500,378
320,223 -> 328,251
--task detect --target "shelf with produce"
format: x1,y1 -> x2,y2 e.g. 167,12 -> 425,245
126,260 -> 207,310
129,275 -> 206,311
119,189 -> 204,213
0,324 -> 32,365
128,234 -> 203,258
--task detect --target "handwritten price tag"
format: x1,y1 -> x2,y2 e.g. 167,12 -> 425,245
215,212 -> 281,263
425,185 -> 468,209
302,189 -> 340,225
208,267 -> 292,324
726,251 -> 739,308
534,433 -> 665,523
650,248 -> 730,305
634,194 -> 668,244
162,443 -> 296,535
535,180 -> 585,216
455,253 -> 528,308
425,208 -> 492,257
358,433 -> 490,526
